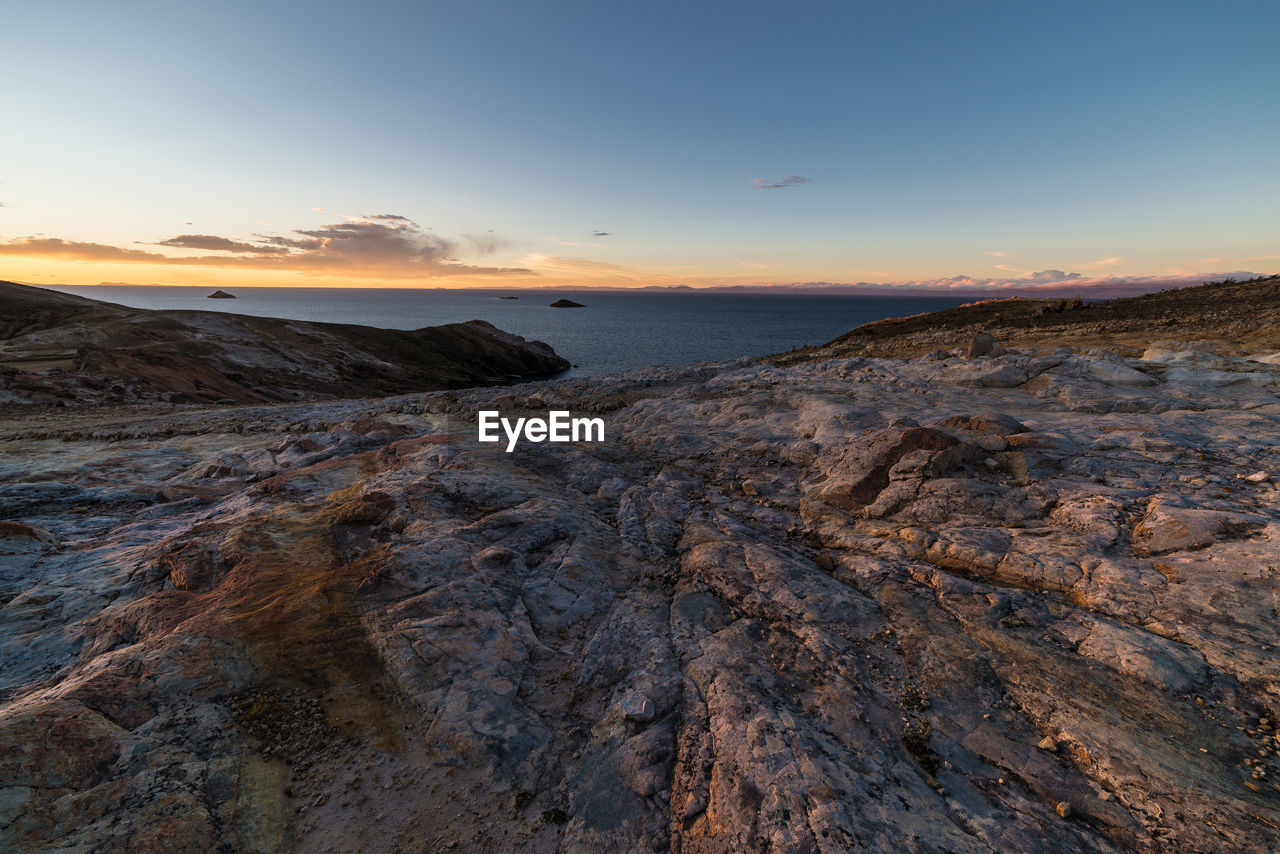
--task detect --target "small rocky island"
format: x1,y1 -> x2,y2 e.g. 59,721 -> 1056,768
1,276 -> 1279,852
207,289 -> 236,299
550,298 -> 585,307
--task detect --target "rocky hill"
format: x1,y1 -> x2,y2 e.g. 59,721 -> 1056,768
773,274 -> 1280,362
0,282 -> 569,408
2,281 -> 1280,852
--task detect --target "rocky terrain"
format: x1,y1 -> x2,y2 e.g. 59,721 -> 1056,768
774,274 -> 1280,362
0,282 -> 569,409
2,281 -> 1280,852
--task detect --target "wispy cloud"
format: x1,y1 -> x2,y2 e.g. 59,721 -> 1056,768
1166,256 -> 1279,276
591,230 -> 611,237
0,215 -> 530,278
1077,256 -> 1122,270
462,232 -> 510,254
981,250 -> 1009,257
751,175 -> 811,190
545,236 -> 607,249
519,253 -> 646,284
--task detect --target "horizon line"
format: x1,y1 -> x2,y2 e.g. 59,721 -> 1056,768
18,270 -> 1275,300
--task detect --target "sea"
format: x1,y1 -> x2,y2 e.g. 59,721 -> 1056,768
47,286 -> 969,378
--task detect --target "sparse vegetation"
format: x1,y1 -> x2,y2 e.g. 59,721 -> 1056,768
771,273 -> 1280,362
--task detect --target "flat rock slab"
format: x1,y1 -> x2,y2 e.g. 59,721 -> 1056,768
1131,499 -> 1267,555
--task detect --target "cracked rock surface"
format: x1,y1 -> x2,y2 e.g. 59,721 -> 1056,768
2,340 -> 1279,852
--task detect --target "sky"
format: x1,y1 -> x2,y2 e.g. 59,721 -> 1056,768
2,0 -> 1278,293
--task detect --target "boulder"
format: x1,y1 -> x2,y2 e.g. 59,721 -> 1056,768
964,333 -> 1005,359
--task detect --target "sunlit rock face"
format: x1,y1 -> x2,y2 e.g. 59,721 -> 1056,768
2,342 -> 1279,853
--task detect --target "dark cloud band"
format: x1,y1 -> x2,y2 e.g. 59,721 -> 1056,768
158,234 -> 290,254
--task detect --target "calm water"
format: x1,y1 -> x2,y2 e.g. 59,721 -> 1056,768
48,286 -> 967,377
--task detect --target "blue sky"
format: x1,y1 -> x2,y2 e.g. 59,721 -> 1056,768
2,0 -> 1277,290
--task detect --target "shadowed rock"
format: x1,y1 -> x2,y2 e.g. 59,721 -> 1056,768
813,426 -> 960,511
965,332 -> 1005,358
0,282 -> 570,406
1131,499 -> 1266,556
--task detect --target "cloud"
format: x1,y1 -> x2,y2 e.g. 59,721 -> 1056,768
592,231 -> 610,237
1025,269 -> 1083,282
545,236 -> 607,249
519,253 -> 646,284
981,250 -> 1009,257
0,237 -> 171,262
0,216 -> 530,278
751,175 -> 811,190
462,232 -> 511,255
158,234 -> 290,254
256,234 -> 324,250
991,266 -> 1085,283
277,218 -> 523,274
1077,256 -> 1122,270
